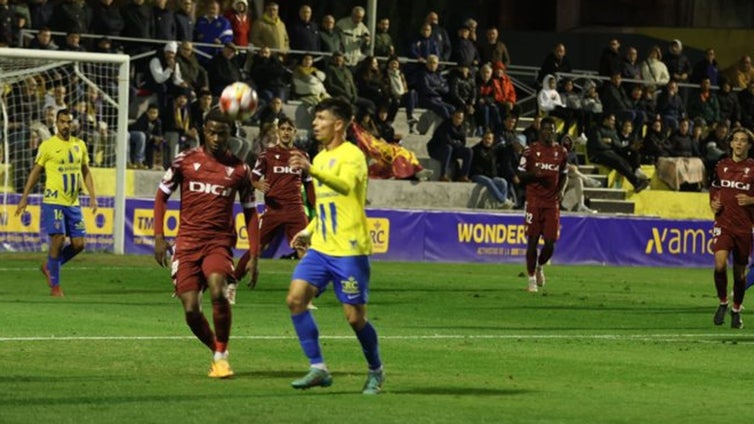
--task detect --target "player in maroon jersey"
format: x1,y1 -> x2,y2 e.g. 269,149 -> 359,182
517,117 -> 568,293
234,117 -> 316,288
152,108 -> 259,378
709,127 -> 754,329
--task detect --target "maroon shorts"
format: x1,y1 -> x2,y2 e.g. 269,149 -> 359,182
172,243 -> 234,295
712,228 -> 752,265
259,209 -> 308,249
525,204 -> 560,241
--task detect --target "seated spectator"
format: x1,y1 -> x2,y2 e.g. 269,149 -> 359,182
657,118 -> 706,191
206,42 -> 242,96
247,46 -> 288,103
587,113 -> 649,192
559,78 -> 587,137
373,17 -> 394,57
657,79 -> 686,131
383,56 -> 418,132
372,104 -> 402,144
599,73 -> 644,136
353,55 -> 389,113
723,55 -> 754,90
560,134 -> 600,213
177,41 -> 209,94
224,0 -> 250,48
615,119 -> 643,176
717,77 -> 741,127
639,45 -> 670,89
325,52 -> 375,115
739,81 -> 754,129
190,89 -> 214,134
448,64 -> 476,131
147,41 -> 185,110
128,103 -> 164,169
580,79 -> 603,133
451,23 -> 480,68
60,31 -> 85,52
537,43 -> 571,86
496,114 -> 526,208
28,27 -> 57,50
523,115 -> 541,145
491,61 -> 518,118
163,87 -> 198,169
194,0 -> 233,64
475,63 -> 502,134
640,118 -> 669,164
292,53 -> 329,106
43,83 -> 67,115
288,4 -> 320,53
427,108 -> 473,182
538,74 -> 567,122
417,54 -> 455,120
702,121 -> 729,183
688,76 -> 720,125
319,14 -> 343,54
470,129 -> 513,208
256,96 -> 288,126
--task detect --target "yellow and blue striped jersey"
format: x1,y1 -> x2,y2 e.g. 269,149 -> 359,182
35,135 -> 90,206
307,142 -> 371,256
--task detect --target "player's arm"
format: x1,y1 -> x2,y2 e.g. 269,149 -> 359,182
303,176 -> 316,208
291,217 -> 316,251
516,147 -> 542,186
81,163 -> 98,213
15,164 -> 44,216
153,189 -> 171,267
709,164 -> 722,214
251,154 -> 269,192
290,150 -> 358,195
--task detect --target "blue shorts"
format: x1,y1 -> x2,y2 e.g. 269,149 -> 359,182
292,249 -> 371,304
41,204 -> 86,238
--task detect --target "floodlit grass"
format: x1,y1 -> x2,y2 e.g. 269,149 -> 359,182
1,253 -> 752,424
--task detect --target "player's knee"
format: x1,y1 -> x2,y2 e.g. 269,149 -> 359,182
184,310 -> 203,325
71,239 -> 85,253
286,293 -> 308,312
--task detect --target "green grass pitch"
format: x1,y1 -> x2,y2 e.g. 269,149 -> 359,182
1,253 -> 752,424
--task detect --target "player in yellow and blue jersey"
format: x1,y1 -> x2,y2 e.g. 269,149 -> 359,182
16,109 -> 98,297
286,97 -> 384,395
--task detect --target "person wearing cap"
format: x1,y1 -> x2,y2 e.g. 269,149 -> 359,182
250,1 -> 289,53
451,23 -> 480,68
147,41 -> 185,111
194,0 -> 233,63
224,0 -> 250,47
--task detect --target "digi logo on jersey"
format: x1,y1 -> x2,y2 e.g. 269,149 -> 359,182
535,163 -> 559,171
719,180 -> 751,190
188,181 -> 232,197
272,166 -> 301,175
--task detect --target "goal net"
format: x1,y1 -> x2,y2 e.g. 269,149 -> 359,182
0,48 -> 129,254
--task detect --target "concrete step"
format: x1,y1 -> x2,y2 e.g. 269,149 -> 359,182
589,198 -> 635,214
584,187 -> 627,200
367,179 -> 480,210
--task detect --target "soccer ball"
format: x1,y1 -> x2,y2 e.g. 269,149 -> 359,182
219,82 -> 258,121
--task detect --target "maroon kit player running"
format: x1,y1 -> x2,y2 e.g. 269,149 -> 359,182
153,109 -> 259,378
709,128 -> 754,329
517,117 -> 568,293
233,117 -> 316,289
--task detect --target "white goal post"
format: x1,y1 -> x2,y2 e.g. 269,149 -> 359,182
0,48 -> 130,254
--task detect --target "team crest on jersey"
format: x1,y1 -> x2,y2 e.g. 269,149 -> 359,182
73,145 -> 80,153
554,150 -> 559,158
225,166 -> 234,177
724,167 -> 729,172
536,151 -> 541,157
329,158 -> 336,168
275,154 -> 280,159
193,163 -> 201,171
746,168 -> 750,174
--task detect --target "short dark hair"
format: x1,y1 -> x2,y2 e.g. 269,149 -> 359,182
56,108 -> 71,120
314,98 -> 353,123
540,116 -> 556,127
205,107 -> 234,126
278,116 -> 295,128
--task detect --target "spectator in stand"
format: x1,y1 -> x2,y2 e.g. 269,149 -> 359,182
60,31 -> 85,51
475,63 -> 501,134
640,85 -> 658,121
478,26 -> 510,68
559,78 -> 587,138
289,4 -> 319,54
28,0 -> 53,31
224,0 -> 250,48
723,55 -> 754,90
408,23 -> 440,65
352,55 -> 387,114
739,81 -> 754,130
174,0 -> 194,42
537,43 -> 571,85
0,0 -> 16,47
424,11 -> 451,62
129,103 -> 163,169
93,35 -> 115,54
250,2 -> 288,54
717,77 -> 741,127
336,6 -> 369,66
664,39 -> 692,89
247,46 -> 288,103
190,89 -> 213,134
615,119 -> 643,173
470,129 -> 513,208
417,54 -> 455,120
153,0 -> 175,41
598,38 -> 622,77
690,48 -> 720,85
658,117 -> 705,191
319,14 -> 343,54
600,73 -> 644,135
373,17 -> 394,58
427,108 -> 473,182
497,114 -> 525,208
581,79 -> 603,132
560,134 -> 600,213
372,105 -> 402,144
448,64 -> 476,131
383,55 -> 418,132
639,45 -> 670,90
587,113 -> 649,192
194,0 -> 232,64
621,46 -> 641,93
451,23 -> 480,68
28,26 -> 57,49
163,87 -> 198,169
177,41 -> 209,94
292,53 -> 329,106
257,96 -> 287,126
147,41 -> 185,110
464,18 -> 478,43
702,121 -> 729,183
43,83 -> 67,115
688,76 -> 721,125
657,79 -> 686,131
206,42 -> 241,96
49,0 -> 88,40
538,74 -> 566,119
121,0 -> 153,55
641,118 -> 669,165
89,0 -> 124,38
523,114 -> 540,144
326,52 -> 373,114
491,60 -> 517,118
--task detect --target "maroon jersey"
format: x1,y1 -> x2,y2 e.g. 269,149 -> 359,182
160,147 -> 255,247
518,141 -> 568,208
252,144 -> 312,211
710,157 -> 754,235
